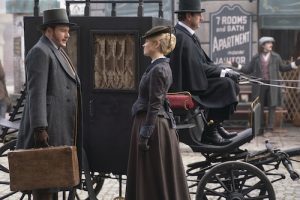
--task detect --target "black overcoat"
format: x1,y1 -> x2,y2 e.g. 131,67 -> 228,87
169,23 -> 239,110
169,24 -> 222,92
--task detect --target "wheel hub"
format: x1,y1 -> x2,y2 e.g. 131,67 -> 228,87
229,192 -> 244,200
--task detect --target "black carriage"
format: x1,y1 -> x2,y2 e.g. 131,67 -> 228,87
0,1 -> 300,199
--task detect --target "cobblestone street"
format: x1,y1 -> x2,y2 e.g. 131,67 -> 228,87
0,125 -> 299,199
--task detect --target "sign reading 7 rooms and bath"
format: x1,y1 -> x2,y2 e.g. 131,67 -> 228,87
210,5 -> 252,65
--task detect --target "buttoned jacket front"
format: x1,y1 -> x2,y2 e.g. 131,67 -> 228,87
17,35 -> 80,149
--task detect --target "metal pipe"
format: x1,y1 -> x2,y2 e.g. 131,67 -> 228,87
84,0 -> 91,16
66,2 -> 70,16
158,1 -> 163,18
138,0 -> 144,17
34,0 -> 39,17
111,2 -> 116,17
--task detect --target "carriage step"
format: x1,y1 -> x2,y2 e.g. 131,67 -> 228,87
0,119 -> 20,130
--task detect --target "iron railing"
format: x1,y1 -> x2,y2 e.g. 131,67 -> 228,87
34,0 -> 163,18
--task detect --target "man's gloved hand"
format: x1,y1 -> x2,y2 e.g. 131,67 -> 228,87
231,61 -> 239,68
34,127 -> 49,148
225,70 -> 240,83
139,136 -> 150,151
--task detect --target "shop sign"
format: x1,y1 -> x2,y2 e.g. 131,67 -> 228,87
210,5 -> 252,65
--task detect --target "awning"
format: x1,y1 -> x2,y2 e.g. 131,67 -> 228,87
259,0 -> 300,29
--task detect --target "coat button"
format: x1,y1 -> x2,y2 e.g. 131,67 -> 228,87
67,99 -> 70,102
66,86 -> 70,89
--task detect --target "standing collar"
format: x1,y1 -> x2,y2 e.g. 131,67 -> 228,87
151,56 -> 166,63
146,57 -> 169,73
178,21 -> 195,35
45,35 -> 60,50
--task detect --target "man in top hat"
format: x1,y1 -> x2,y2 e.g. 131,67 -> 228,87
16,8 -> 79,199
169,0 -> 240,145
232,36 -> 300,136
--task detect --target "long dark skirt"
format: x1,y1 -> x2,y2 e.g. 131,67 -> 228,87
125,113 -> 190,200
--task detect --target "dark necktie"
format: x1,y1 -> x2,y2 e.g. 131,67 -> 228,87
192,34 -> 202,48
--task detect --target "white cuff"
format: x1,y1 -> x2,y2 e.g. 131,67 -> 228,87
237,64 -> 242,70
221,68 -> 232,77
220,69 -> 229,77
291,62 -> 298,69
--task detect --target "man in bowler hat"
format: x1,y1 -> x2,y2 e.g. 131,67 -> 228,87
16,9 -> 80,199
169,0 -> 240,145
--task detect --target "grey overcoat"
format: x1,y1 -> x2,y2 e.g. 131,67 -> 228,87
241,52 -> 293,106
17,35 -> 80,149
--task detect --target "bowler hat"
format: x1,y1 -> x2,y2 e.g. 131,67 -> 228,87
175,0 -> 205,13
259,36 -> 275,46
39,8 -> 76,30
142,26 -> 171,39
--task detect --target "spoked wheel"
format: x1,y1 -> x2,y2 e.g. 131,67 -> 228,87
196,161 -> 276,200
0,139 -> 32,199
75,172 -> 105,200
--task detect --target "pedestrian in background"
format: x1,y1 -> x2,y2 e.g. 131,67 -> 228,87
16,9 -> 80,200
125,26 -> 190,200
0,60 -> 10,118
233,36 -> 300,135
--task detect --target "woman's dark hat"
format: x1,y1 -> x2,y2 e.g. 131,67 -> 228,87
39,8 -> 76,29
175,0 -> 205,13
142,26 -> 171,39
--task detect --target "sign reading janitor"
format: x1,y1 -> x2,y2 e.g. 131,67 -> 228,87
210,5 -> 252,65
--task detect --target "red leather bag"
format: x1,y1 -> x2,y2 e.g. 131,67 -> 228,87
166,92 -> 196,110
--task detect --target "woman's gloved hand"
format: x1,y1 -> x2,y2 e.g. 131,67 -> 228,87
138,125 -> 154,151
139,136 -> 150,151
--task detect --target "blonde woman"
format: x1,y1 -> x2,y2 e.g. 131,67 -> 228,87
125,26 -> 190,200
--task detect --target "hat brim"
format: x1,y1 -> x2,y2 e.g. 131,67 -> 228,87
142,28 -> 171,39
39,22 -> 77,30
174,9 -> 206,13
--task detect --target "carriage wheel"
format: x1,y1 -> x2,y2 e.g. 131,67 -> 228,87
75,172 -> 105,199
196,161 -> 275,200
0,139 -> 32,199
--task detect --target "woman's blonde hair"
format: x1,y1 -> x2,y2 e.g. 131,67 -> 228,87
150,33 -> 176,55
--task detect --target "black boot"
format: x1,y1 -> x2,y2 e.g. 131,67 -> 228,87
216,123 -> 237,139
202,123 -> 231,145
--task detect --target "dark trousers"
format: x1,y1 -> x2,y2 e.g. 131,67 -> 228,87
259,85 -> 275,130
193,77 -> 239,122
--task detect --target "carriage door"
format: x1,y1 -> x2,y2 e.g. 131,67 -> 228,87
69,16 -> 168,175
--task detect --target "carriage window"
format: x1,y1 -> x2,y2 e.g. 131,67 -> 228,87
93,34 -> 136,90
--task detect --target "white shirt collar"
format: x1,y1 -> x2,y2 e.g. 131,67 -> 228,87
261,52 -> 271,61
178,21 -> 195,35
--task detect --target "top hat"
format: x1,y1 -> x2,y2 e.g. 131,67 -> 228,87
142,26 -> 171,39
259,36 -> 275,46
175,0 -> 205,13
39,8 -> 76,29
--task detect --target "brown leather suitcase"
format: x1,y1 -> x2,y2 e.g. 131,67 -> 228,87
8,146 -> 80,191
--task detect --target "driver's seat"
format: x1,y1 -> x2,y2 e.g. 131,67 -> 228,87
167,93 -> 261,154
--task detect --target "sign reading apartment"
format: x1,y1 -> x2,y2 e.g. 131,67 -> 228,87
210,5 -> 252,65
